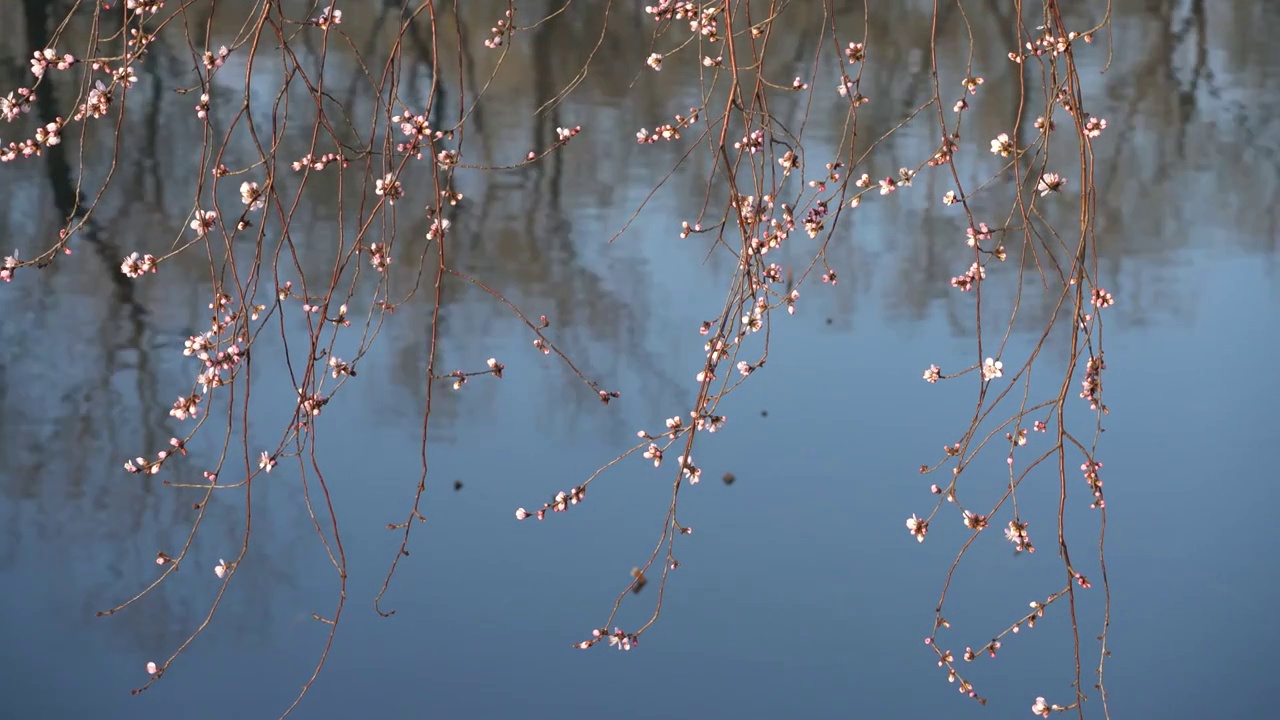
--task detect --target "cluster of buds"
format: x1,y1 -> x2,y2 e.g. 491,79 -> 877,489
313,5 -> 342,28
375,174 -> 403,204
802,201 -> 828,238
195,341 -> 244,392
635,108 -> 698,144
1081,460 -> 1104,509
75,81 -> 113,120
641,2 -> 722,39
929,134 -> 960,166
514,485 -> 587,521
1009,29 -> 1092,64
126,0 -> 165,17
734,129 -> 766,155
30,48 -> 76,79
427,217 -> 450,241
120,252 -> 158,278
0,88 -> 36,121
950,262 -> 986,292
878,170 -> 913,195
1020,599 -> 1047,631
484,9 -> 514,49
575,627 -> 638,651
392,109 -> 446,159
298,388 -> 328,418
443,358 -> 503,390
34,118 -> 64,148
2,137 -> 41,161
693,411 -> 725,433
962,640 -> 1001,662
169,393 -> 201,421
124,438 -> 187,475
644,0 -> 698,22
1005,520 -> 1033,553
1080,355 -> 1105,411
202,45 -> 231,71
642,443 -> 663,467
1091,287 -> 1114,310
291,152 -> 346,172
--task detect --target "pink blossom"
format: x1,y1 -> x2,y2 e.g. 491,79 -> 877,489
1037,173 -> 1066,196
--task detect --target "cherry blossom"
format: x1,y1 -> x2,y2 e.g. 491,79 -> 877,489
906,514 -> 928,542
990,133 -> 1014,157
982,358 -> 1003,381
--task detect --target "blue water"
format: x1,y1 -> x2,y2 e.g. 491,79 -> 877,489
1,1 -> 1276,717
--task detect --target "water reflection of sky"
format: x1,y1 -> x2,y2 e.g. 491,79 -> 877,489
1,1 -> 1277,718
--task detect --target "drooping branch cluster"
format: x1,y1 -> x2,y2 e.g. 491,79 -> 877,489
0,1 -> 1117,716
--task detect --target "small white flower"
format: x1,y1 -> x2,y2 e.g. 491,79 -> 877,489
190,210 -> 218,237
240,181 -> 265,210
374,174 -> 403,204
906,514 -> 927,542
982,357 -> 1004,381
214,559 -> 229,579
1036,173 -> 1065,196
990,132 -> 1015,157
316,6 -> 342,26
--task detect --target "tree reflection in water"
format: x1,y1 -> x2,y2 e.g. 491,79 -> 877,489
0,0 -> 1275,717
